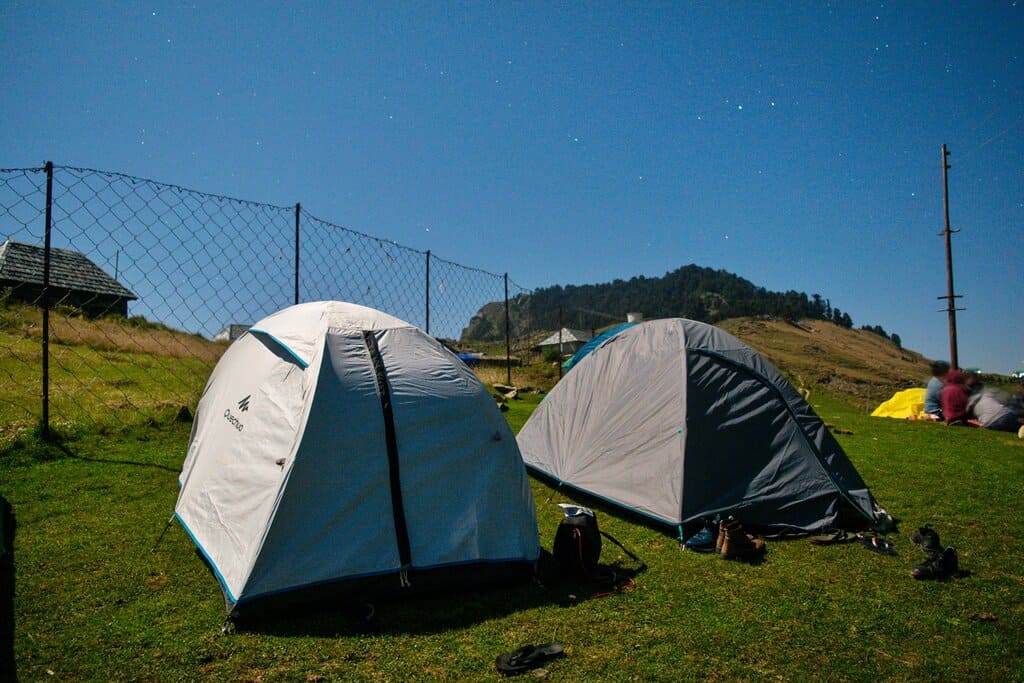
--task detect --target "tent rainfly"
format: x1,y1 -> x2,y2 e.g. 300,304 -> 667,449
518,318 -> 886,535
176,301 -> 539,618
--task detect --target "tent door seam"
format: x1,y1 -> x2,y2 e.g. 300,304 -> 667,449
363,330 -> 414,576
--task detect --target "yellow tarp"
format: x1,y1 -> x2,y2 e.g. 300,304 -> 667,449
871,387 -> 927,419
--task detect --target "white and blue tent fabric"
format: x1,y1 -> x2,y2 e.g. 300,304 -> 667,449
518,318 -> 882,534
176,301 -> 539,617
562,322 -> 637,372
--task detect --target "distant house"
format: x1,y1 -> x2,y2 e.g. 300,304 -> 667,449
0,240 -> 137,317
214,324 -> 251,342
536,328 -> 593,355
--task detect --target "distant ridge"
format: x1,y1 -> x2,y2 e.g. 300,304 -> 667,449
462,264 -> 878,342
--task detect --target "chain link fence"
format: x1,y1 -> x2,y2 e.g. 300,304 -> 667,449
0,163 -> 530,438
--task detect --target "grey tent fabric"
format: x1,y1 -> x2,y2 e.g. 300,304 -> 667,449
517,319 -> 879,533
176,301 -> 539,615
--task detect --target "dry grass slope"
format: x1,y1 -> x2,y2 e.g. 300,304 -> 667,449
0,302 -> 225,433
719,317 -> 930,405
3,305 -> 226,363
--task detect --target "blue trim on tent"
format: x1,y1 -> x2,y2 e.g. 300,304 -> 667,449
175,512 -> 238,605
562,322 -> 637,372
246,328 -> 310,368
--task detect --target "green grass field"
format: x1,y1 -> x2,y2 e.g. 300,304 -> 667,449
3,391 -> 1023,681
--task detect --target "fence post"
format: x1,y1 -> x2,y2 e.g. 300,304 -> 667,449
504,273 -> 511,385
41,161 -> 54,439
294,203 -> 301,305
425,250 -> 431,334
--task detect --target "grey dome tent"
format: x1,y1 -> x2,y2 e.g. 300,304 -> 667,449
517,318 -> 882,535
175,301 -> 539,617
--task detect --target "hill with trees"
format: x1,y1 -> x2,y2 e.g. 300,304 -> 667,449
462,264 -> 901,344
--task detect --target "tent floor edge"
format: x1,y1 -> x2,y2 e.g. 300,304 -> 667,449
227,560 -> 537,624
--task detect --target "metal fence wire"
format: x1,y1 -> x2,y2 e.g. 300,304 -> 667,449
0,162 -> 529,437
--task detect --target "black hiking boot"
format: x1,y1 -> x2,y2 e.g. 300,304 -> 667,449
910,525 -> 943,556
911,546 -> 958,580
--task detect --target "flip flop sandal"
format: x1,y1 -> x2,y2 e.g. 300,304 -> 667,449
858,534 -> 897,556
496,642 -> 565,676
809,530 -> 851,545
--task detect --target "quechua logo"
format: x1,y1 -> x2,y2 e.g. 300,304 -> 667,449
223,394 -> 251,431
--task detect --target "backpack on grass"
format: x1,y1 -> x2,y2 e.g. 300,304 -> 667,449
552,505 -> 602,577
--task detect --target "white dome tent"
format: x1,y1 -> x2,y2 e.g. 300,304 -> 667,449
175,301 -> 539,618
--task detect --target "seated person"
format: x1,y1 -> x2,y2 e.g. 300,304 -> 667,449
940,369 -> 972,426
924,360 -> 950,420
1009,379 -> 1024,418
967,388 -> 1020,432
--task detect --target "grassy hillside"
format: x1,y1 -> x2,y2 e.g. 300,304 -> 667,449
719,317 -> 932,407
0,300 -> 990,447
472,316 -> 936,407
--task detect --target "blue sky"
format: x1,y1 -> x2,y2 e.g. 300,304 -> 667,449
2,2 -> 1021,372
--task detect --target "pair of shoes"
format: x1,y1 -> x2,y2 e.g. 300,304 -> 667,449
909,524 -> 958,580
683,525 -> 716,552
912,546 -> 959,580
718,518 -> 766,561
910,524 -> 942,555
496,643 -> 564,676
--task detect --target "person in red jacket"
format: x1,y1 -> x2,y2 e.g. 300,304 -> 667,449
940,369 -> 973,426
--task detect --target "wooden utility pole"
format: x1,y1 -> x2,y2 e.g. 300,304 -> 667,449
937,144 -> 963,369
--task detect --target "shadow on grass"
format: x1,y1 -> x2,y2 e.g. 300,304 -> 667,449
233,552 -> 648,638
0,427 -> 180,473
63,446 -> 179,473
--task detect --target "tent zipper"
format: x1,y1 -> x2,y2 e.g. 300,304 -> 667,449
363,330 -> 414,586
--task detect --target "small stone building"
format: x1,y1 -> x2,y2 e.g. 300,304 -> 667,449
214,324 -> 252,342
536,328 -> 593,355
0,240 -> 137,316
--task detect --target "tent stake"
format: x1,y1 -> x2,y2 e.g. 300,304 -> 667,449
151,514 -> 175,553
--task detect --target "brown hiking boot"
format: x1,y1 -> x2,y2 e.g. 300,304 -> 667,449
717,518 -> 737,553
719,520 -> 766,561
